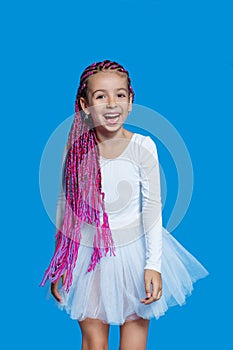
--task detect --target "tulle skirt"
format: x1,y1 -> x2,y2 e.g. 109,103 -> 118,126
57,228 -> 209,325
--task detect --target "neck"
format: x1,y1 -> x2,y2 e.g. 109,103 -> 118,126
94,127 -> 128,144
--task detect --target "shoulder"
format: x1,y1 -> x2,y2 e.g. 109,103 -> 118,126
132,133 -> 159,163
134,133 -> 158,150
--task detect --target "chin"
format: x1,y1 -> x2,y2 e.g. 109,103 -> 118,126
97,122 -> 123,130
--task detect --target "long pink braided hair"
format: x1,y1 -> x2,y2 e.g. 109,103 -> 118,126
40,60 -> 135,292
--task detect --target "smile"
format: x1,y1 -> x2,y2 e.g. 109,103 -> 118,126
104,113 -> 121,124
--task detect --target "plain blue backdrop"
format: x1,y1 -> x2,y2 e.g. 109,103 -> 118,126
1,0 -> 232,349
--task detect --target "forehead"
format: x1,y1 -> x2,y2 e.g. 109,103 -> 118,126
87,71 -> 128,91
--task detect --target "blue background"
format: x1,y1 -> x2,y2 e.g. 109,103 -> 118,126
1,0 -> 232,349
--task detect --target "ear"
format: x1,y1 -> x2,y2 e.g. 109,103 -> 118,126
79,97 -> 90,115
128,93 -> 133,113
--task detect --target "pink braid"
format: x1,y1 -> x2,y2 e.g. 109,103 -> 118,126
40,60 -> 134,292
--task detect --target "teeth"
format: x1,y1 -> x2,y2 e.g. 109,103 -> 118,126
104,114 -> 119,118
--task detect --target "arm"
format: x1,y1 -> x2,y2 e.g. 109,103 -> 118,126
55,144 -> 68,232
139,136 -> 163,304
51,144 -> 68,302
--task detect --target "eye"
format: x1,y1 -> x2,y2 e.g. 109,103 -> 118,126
96,95 -> 105,99
117,93 -> 126,98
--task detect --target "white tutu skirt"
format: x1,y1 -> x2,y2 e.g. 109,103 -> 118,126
58,228 -> 209,325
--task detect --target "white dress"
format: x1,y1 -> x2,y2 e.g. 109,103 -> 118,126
56,132 -> 209,325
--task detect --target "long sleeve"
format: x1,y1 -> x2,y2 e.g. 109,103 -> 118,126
139,136 -> 163,273
55,144 -> 68,232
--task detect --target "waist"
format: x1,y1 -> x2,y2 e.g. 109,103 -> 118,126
80,215 -> 145,248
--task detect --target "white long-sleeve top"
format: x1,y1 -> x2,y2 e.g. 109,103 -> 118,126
56,132 -> 163,273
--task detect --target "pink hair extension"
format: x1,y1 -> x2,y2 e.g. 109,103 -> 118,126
40,60 -> 135,292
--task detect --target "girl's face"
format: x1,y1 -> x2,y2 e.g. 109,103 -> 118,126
80,71 -> 133,133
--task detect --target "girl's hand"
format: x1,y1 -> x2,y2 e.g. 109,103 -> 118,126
50,273 -> 66,303
140,269 -> 162,305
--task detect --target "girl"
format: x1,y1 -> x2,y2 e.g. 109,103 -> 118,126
40,60 -> 209,350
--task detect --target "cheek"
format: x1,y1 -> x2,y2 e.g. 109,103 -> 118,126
89,104 -> 104,116
120,101 -> 131,111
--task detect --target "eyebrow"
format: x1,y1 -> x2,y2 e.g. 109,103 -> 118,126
91,88 -> 128,96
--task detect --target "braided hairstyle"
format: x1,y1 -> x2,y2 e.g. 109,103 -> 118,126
40,60 -> 135,292
75,59 -> 135,113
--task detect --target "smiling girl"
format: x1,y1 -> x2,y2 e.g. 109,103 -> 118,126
40,60 -> 209,350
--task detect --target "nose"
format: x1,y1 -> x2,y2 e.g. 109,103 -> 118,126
106,95 -> 117,108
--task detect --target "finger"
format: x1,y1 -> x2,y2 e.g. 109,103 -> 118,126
51,286 -> 62,303
144,279 -> 152,298
140,297 -> 149,303
152,275 -> 163,295
61,271 -> 67,285
141,289 -> 162,304
156,289 -> 162,299
141,294 -> 159,305
140,295 -> 155,304
153,287 -> 162,301
151,279 -> 161,300
51,281 -> 62,303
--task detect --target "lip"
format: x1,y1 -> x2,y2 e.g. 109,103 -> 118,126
103,113 -> 121,125
103,113 -> 121,117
